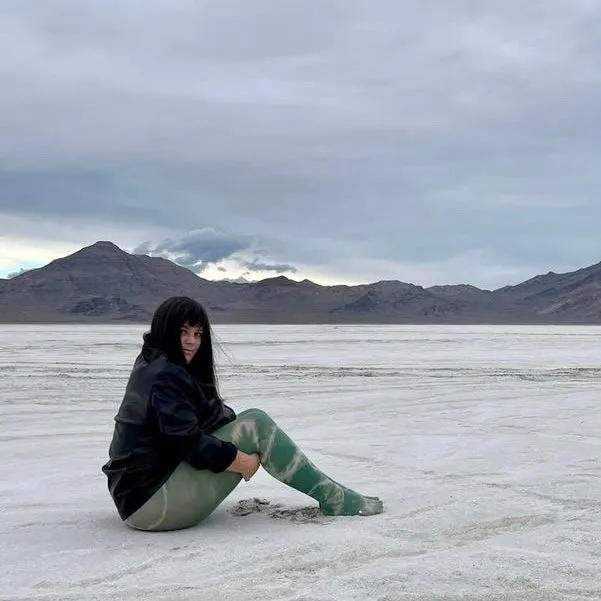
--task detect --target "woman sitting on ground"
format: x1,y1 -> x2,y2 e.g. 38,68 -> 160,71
102,296 -> 383,531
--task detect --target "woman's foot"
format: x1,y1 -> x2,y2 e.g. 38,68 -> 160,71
319,489 -> 383,516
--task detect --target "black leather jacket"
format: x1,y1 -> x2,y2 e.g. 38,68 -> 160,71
101,344 -> 238,520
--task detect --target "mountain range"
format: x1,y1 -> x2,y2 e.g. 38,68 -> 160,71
0,241 -> 600,324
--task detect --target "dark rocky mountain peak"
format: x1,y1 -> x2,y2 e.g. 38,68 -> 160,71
85,240 -> 123,253
252,275 -> 299,287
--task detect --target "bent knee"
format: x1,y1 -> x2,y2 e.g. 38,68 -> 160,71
237,407 -> 273,424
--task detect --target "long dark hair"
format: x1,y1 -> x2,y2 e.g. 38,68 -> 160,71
143,296 -> 223,402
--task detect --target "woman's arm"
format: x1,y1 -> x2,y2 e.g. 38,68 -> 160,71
149,370 -> 238,473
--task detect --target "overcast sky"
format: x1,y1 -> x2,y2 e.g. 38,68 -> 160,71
1,1 -> 600,288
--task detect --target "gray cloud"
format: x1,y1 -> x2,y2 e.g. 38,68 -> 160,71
134,229 -> 254,272
241,260 -> 297,274
135,229 -> 298,275
1,1 -> 601,287
7,268 -> 30,279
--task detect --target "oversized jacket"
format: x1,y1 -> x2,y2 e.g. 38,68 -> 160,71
101,343 -> 238,520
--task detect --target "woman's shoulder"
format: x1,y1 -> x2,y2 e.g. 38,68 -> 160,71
147,355 -> 195,389
131,350 -> 191,387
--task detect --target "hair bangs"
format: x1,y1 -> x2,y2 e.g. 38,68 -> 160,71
177,300 -> 206,329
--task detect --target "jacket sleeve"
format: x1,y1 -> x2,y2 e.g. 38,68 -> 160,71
149,370 -> 238,473
222,403 -> 236,422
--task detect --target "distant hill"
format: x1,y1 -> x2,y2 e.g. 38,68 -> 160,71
0,241 -> 599,323
492,264 -> 601,320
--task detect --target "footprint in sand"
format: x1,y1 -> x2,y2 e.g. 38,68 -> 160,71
228,498 -> 326,523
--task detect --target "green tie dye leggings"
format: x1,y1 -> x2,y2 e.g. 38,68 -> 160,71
125,408 -> 383,531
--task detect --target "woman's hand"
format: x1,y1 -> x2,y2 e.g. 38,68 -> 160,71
227,451 -> 260,481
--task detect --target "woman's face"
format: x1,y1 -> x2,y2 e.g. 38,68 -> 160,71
180,322 -> 203,363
